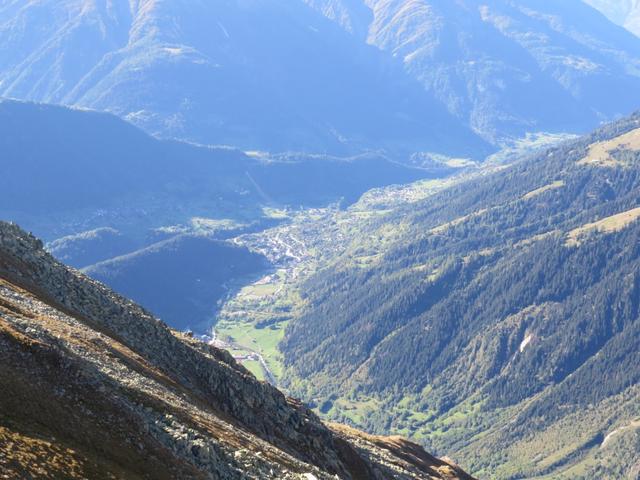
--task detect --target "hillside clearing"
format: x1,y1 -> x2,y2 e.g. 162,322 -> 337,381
522,180 -> 565,200
566,207 -> 640,246
577,127 -> 640,167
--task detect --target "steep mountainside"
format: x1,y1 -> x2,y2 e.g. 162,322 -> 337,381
0,221 -> 475,480
220,115 -> 640,478
585,0 -> 640,36
84,235 -> 268,332
0,0 -> 487,157
47,227 -> 136,268
306,0 -> 640,142
5,1 -> 640,154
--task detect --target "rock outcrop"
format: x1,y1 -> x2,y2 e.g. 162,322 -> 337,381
0,221 -> 473,480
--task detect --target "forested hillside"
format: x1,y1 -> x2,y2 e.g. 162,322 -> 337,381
221,114 -> 640,479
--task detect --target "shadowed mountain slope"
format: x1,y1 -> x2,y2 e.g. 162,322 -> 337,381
84,235 -> 269,332
0,99 -> 434,240
46,227 -> 137,269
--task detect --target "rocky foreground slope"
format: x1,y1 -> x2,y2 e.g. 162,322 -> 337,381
0,221 -> 473,480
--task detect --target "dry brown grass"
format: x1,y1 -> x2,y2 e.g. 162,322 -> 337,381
577,128 -> 640,167
522,180 -> 565,200
566,207 -> 640,246
0,426 -> 88,480
430,209 -> 488,234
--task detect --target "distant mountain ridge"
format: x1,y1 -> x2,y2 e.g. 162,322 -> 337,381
0,0 -> 487,157
0,98 -> 434,241
4,0 -> 640,155
585,0 -> 640,36
47,227 -> 136,268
